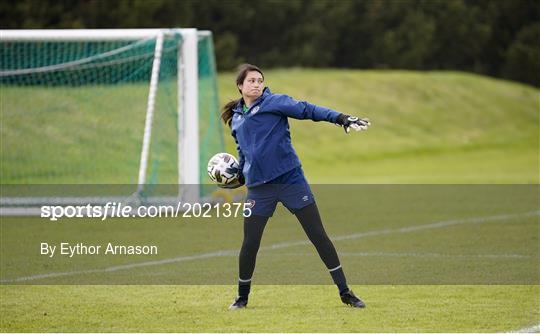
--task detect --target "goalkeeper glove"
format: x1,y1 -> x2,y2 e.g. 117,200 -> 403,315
336,113 -> 371,134
219,167 -> 245,189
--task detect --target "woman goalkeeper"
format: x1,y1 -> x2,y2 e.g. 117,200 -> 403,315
221,64 -> 370,310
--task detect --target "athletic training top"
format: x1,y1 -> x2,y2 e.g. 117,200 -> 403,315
231,87 -> 341,187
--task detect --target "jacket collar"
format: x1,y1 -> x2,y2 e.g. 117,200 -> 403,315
233,87 -> 271,114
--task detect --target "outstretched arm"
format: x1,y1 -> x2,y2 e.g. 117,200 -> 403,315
276,95 -> 341,122
276,95 -> 371,133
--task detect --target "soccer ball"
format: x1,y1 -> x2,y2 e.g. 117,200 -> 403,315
207,153 -> 240,186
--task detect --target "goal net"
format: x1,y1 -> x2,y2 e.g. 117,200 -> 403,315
0,29 -> 224,211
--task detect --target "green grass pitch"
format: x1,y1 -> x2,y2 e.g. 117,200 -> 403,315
1,69 -> 539,332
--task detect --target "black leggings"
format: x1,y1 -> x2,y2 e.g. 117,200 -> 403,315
239,202 -> 341,281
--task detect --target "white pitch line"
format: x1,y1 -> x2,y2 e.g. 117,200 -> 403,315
0,250 -> 238,283
506,324 -> 540,333
263,210 -> 540,250
1,210 -> 538,283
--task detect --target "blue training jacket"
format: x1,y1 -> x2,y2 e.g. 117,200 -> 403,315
231,87 -> 341,187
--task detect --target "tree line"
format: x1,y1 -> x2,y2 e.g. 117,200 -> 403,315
1,0 -> 539,86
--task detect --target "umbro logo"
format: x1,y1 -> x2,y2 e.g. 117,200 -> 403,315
302,195 -> 309,201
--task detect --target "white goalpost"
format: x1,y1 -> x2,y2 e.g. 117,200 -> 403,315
0,29 -> 218,214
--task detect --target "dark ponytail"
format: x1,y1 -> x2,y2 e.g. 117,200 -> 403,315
221,63 -> 264,127
221,100 -> 240,127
